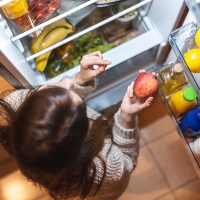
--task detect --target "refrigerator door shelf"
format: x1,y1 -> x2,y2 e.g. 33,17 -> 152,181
167,21 -> 200,175
169,21 -> 200,92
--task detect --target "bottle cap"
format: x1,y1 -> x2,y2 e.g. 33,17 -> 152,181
183,87 -> 197,101
173,63 -> 183,74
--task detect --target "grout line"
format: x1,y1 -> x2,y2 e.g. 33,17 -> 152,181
145,144 -> 173,190
141,127 -> 176,145
152,191 -> 174,200
171,176 -> 199,192
146,143 -> 200,199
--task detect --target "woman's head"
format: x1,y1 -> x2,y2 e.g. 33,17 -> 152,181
13,80 -> 88,173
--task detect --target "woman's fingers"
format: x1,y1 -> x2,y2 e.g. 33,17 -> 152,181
144,97 -> 154,107
88,51 -> 103,59
139,69 -> 146,73
80,59 -> 111,69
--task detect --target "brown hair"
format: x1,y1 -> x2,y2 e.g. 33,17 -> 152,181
0,87 -> 112,199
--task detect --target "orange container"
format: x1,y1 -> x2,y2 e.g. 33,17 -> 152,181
1,0 -> 28,19
169,87 -> 197,118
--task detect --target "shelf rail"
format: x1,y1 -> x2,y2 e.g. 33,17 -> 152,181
26,0 -> 153,62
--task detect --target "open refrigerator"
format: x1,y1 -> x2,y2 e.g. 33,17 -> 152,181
1,0 -> 200,178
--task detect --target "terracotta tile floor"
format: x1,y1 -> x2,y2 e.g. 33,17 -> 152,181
0,76 -> 200,200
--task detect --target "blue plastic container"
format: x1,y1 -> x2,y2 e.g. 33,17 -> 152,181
179,107 -> 200,138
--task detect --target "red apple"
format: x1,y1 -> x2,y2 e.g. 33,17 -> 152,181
133,72 -> 159,100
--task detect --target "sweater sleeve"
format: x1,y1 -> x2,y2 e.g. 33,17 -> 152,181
72,73 -> 97,99
92,109 -> 139,191
2,89 -> 30,111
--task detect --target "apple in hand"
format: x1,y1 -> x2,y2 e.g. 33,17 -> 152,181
133,72 -> 159,100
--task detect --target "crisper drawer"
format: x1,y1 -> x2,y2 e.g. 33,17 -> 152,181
156,21 -> 200,178
0,0 -> 162,87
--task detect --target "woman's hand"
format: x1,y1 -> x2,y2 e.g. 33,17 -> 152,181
119,70 -> 155,129
75,51 -> 111,85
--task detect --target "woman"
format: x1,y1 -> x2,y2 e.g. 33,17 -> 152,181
0,51 -> 153,200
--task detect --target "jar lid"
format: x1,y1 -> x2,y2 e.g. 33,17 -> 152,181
183,87 -> 197,101
173,63 -> 183,74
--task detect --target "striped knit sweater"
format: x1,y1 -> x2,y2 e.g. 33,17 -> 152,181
2,76 -> 139,200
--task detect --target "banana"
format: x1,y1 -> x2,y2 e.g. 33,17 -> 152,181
40,27 -> 73,50
31,19 -> 73,54
36,50 -> 52,72
36,27 -> 74,72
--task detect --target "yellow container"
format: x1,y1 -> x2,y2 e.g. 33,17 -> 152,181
169,87 -> 197,118
1,0 -> 28,19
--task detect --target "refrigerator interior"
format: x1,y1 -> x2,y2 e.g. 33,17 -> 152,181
0,0 -> 186,87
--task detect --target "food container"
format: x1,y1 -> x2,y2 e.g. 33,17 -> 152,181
110,3 -> 138,23
11,0 -> 60,36
1,0 -> 28,19
94,0 -> 128,7
59,0 -> 95,26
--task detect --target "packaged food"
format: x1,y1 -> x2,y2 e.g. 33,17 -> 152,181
179,107 -> 200,138
158,63 -> 189,98
1,0 -> 28,19
9,0 -> 60,36
169,87 -> 197,118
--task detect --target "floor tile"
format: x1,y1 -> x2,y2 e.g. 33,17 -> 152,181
139,95 -> 176,144
36,195 -> 52,200
173,179 -> 200,200
148,131 -> 198,190
118,147 -> 170,200
0,144 -> 10,163
0,170 -> 45,200
0,158 -> 18,179
157,193 -> 176,200
140,137 -> 145,148
0,76 -> 13,94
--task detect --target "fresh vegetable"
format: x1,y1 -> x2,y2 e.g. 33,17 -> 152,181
45,32 -> 115,77
66,32 -> 115,69
55,42 -> 74,63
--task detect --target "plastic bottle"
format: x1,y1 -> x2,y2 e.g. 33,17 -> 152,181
179,107 -> 200,138
1,0 -> 28,19
169,87 -> 197,118
159,63 -> 188,98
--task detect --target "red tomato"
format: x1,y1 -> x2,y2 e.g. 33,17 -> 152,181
14,16 -> 24,26
35,1 -> 46,11
52,0 -> 60,4
36,11 -> 46,24
46,3 -> 56,13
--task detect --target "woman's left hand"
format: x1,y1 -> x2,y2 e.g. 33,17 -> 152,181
75,51 -> 111,85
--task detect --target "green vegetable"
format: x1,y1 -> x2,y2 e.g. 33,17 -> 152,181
45,32 -> 116,77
